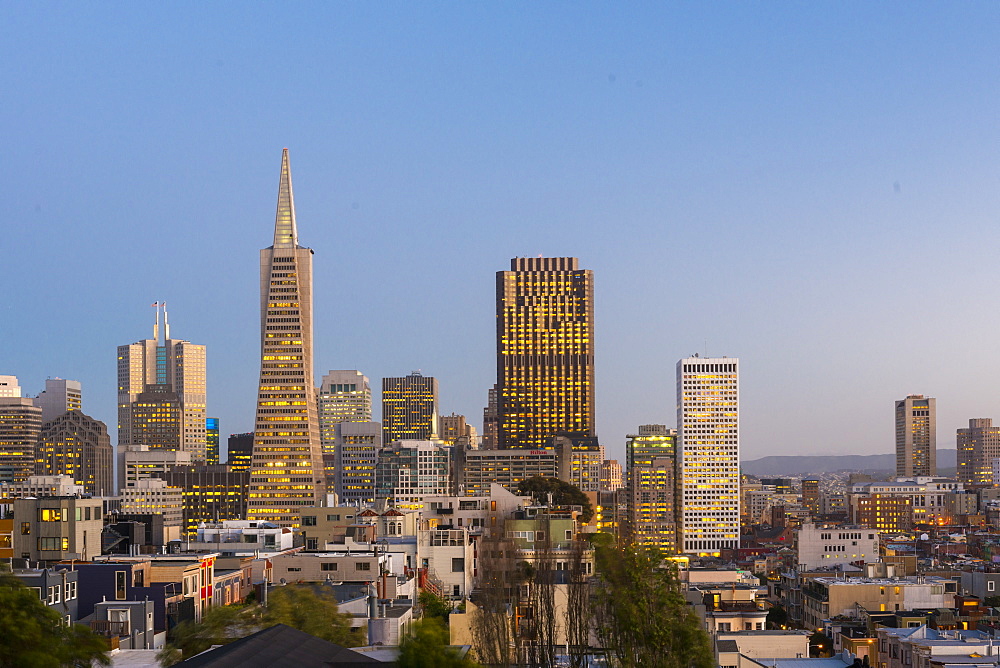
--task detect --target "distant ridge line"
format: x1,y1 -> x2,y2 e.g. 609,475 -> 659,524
741,449 -> 957,476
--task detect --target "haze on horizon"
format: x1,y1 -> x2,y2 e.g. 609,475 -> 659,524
3,4 -> 1000,463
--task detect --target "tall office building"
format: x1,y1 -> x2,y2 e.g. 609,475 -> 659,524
481,385 -> 499,450
334,421 -> 381,506
36,411 -> 113,495
957,418 -> 1000,487
318,370 -> 372,488
35,378 -> 82,422
0,376 -> 21,398
496,257 -> 595,449
896,394 -> 936,477
626,426 -> 678,550
676,356 -> 740,556
206,417 -> 220,465
226,433 -> 253,472
438,413 -> 478,448
247,149 -> 325,526
0,395 -> 42,483
117,305 -> 207,461
626,425 -> 677,473
381,372 -> 438,444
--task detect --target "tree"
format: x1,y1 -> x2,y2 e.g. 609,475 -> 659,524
397,618 -> 481,668
470,524 -> 520,667
419,590 -> 453,623
564,536 -> 593,668
158,585 -> 359,666
517,477 -> 594,522
593,541 -> 713,668
0,568 -> 110,668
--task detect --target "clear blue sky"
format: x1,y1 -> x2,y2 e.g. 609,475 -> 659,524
4,3 -> 1000,462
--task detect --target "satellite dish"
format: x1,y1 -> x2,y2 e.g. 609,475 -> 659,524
920,534 -> 929,541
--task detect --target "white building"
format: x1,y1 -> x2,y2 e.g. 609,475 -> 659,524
0,375 -> 21,398
35,378 -> 82,423
191,520 -> 296,553
677,356 -> 740,555
119,478 -> 184,530
796,524 -> 878,570
374,440 -> 451,510
0,474 -> 84,499
119,444 -> 193,488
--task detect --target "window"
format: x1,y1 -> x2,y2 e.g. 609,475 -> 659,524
66,581 -> 77,600
356,562 -> 371,571
20,523 -> 30,535
321,563 -> 338,571
989,581 -> 996,593
301,516 -> 317,526
40,509 -> 62,522
85,507 -> 92,521
287,567 -> 301,572
116,571 -> 127,600
38,537 -> 63,551
327,514 -> 340,521
452,558 -> 465,573
565,530 -> 572,540
75,508 -> 82,521
306,538 -> 318,550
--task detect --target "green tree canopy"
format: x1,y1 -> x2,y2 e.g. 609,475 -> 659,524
158,585 -> 359,666
0,568 -> 110,668
397,618 -> 480,668
419,590 -> 453,624
516,476 -> 594,522
593,542 -> 714,668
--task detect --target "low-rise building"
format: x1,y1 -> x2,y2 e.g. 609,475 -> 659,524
13,496 -> 104,563
802,576 -> 957,630
796,524 -> 879,570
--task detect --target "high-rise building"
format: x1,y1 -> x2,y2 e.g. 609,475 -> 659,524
895,394 -> 936,477
600,459 -> 624,491
375,440 -> 451,510
496,257 -> 595,449
36,411 -> 113,495
381,372 -> 438,444
957,418 -> 1000,487
676,356 -> 740,556
226,433 -> 253,472
481,385 -> 499,450
552,434 -> 604,493
160,464 -> 249,537
206,417 -> 220,465
0,376 -> 21,398
334,421 -> 381,506
247,149 -> 325,526
118,444 -> 193,488
453,447 -> 558,496
625,425 -> 677,474
802,479 -> 821,515
117,305 -> 207,461
626,426 -> 677,550
35,378 -> 82,422
438,413 -> 478,448
318,371 -> 372,488
0,396 -> 42,483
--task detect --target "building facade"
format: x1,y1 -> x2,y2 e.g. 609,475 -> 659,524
160,464 -> 250,538
375,440 -> 451,510
0,396 -> 42,483
334,421 -> 381,506
117,305 -> 207,461
454,447 -> 559,496
247,149 -> 326,526
13,496 -> 104,562
676,356 -> 740,556
206,417 -> 220,465
381,372 -> 438,443
318,370 -> 372,489
957,418 -> 1000,487
895,394 -> 936,477
226,433 -> 253,472
496,257 -> 595,450
36,411 -> 113,495
35,378 -> 82,423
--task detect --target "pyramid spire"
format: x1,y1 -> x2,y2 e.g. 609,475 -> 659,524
272,148 -> 298,248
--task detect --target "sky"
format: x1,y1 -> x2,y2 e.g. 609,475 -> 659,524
3,3 -> 1000,463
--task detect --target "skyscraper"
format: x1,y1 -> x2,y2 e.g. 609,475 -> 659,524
247,149 -> 325,526
956,418 -> 1000,487
0,376 -> 20,398
896,394 -> 936,477
117,305 -> 207,461
676,356 -> 740,556
334,421 -> 381,505
206,417 -> 220,465
36,411 -> 113,495
0,393 -> 42,483
35,378 -> 82,423
318,370 -> 372,487
381,372 -> 438,444
496,257 -> 595,449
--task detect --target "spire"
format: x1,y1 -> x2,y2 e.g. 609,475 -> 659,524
272,148 -> 298,248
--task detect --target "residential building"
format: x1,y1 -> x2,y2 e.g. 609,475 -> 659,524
247,149 -> 326,525
188,520 -> 294,554
453,447 -> 558,496
957,418 -> 1000,487
896,394 -> 936,477
117,304 -> 207,461
159,464 -> 250,538
854,494 -> 914,532
334,421 -> 380,505
552,434 -> 604,492
0,396 -> 42,483
13,496 -> 104,562
495,257 -> 595,449
382,372 -> 438,443
796,524 -> 878,569
206,417 -> 220,465
11,567 -> 81,627
375,440 -> 451,510
600,459 -> 624,491
676,356 -> 740,555
35,411 -> 113,495
418,527 -> 475,598
849,478 -> 965,526
226,432 -> 253,472
438,413 -> 478,449
801,576 -> 956,630
802,479 -> 820,515
35,378 -> 82,422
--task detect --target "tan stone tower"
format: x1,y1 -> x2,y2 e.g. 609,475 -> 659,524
247,149 -> 325,526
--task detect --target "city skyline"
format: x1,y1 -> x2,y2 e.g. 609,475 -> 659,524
5,5 -> 1000,462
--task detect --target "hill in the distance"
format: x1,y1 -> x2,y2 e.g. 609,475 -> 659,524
741,449 -> 957,476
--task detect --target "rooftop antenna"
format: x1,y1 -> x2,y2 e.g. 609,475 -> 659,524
163,302 -> 170,341
152,302 -> 160,342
